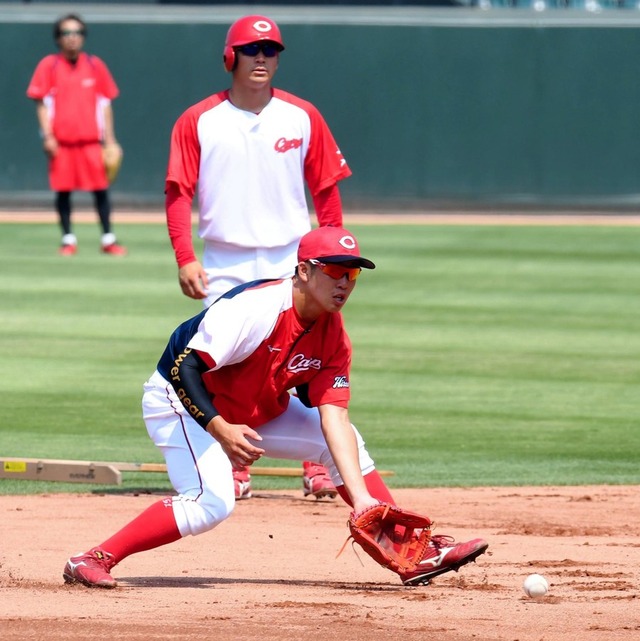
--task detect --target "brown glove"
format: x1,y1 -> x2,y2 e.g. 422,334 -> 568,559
103,142 -> 123,184
347,503 -> 432,575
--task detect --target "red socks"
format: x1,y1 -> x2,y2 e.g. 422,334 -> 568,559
335,469 -> 396,508
99,498 -> 182,563
97,472 -> 395,563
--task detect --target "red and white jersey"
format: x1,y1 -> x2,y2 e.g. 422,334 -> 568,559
26,52 -> 119,144
165,88 -> 352,249
157,278 -> 352,428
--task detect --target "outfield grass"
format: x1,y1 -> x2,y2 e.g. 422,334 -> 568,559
1,219 -> 638,494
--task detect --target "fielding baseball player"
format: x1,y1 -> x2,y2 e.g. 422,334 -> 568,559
26,13 -> 126,256
62,226 -> 488,589
165,15 -> 349,499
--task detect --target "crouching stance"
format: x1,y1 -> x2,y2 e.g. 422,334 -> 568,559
63,227 -> 487,589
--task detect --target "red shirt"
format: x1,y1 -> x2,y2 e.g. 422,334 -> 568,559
157,278 -> 352,428
26,52 -> 119,144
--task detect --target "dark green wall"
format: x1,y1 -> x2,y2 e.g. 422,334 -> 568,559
2,11 -> 639,208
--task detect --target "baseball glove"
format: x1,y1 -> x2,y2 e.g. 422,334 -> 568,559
347,503 -> 432,575
103,142 -> 123,184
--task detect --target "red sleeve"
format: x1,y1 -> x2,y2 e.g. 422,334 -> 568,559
304,103 -> 352,196
165,109 -> 200,200
166,182 -> 197,267
312,183 -> 343,228
91,56 -> 119,100
26,55 -> 55,99
165,93 -> 226,200
165,94 -> 229,267
307,317 -> 352,408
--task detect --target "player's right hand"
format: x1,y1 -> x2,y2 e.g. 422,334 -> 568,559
43,135 -> 58,158
178,261 -> 208,300
205,416 -> 265,469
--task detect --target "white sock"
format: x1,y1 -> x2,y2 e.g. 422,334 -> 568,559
101,232 -> 116,247
62,233 -> 77,246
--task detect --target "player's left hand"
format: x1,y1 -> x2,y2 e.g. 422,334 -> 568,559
348,503 -> 432,574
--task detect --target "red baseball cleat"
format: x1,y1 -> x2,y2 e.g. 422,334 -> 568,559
398,536 -> 488,586
233,466 -> 252,500
58,244 -> 77,256
63,547 -> 117,588
101,242 -> 127,256
302,461 -> 337,499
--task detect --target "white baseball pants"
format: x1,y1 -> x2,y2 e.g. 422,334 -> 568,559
202,239 -> 299,306
142,370 -> 375,538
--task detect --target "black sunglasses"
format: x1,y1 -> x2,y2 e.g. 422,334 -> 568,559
236,42 -> 280,58
60,29 -> 85,37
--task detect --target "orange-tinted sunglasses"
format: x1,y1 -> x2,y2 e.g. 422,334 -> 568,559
308,259 -> 361,282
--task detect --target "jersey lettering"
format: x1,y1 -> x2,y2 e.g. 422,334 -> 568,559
176,387 -> 205,421
287,353 -> 322,374
333,376 -> 350,389
170,347 -> 192,383
274,137 -> 303,153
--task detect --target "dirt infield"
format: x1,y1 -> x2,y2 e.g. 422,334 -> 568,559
1,485 -> 639,641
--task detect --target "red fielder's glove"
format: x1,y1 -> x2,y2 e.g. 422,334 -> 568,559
347,503 -> 432,575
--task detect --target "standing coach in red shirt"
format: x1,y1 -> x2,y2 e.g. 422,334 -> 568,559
26,14 -> 126,256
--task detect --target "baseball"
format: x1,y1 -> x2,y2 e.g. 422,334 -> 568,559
523,573 -> 549,598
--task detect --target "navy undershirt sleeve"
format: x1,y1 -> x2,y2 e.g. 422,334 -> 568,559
171,348 -> 219,429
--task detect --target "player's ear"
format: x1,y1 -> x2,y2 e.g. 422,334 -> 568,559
297,261 -> 311,282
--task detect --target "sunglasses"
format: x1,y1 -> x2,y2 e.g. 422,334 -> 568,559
308,259 -> 361,282
60,30 -> 85,37
236,42 -> 280,58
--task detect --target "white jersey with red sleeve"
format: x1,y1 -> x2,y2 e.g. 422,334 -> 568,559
165,89 -> 351,249
156,278 -> 352,429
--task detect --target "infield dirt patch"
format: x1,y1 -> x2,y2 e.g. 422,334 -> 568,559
1,485 -> 638,641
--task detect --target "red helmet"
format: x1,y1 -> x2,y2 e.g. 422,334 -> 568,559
223,15 -> 285,72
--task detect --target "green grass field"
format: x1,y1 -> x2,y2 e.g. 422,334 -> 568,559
1,219 -> 639,494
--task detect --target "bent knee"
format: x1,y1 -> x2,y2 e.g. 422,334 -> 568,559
172,493 -> 235,537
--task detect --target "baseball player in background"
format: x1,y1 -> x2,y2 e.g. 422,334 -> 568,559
165,15 -> 349,500
26,14 -> 126,257
62,226 -> 488,589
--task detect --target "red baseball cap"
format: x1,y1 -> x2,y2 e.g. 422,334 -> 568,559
297,226 -> 375,269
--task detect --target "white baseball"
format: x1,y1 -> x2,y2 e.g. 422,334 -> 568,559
523,573 -> 549,598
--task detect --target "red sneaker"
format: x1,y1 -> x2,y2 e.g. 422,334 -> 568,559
58,244 -> 77,256
398,536 -> 488,586
302,462 -> 337,499
233,467 -> 252,500
63,547 -> 117,588
101,243 -> 127,256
